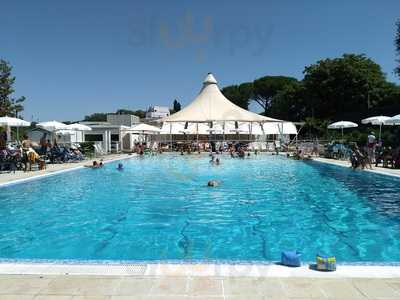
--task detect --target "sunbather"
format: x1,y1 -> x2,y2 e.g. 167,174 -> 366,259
24,147 -> 39,171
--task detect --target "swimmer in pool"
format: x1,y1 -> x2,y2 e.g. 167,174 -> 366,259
207,180 -> 220,187
85,160 -> 100,168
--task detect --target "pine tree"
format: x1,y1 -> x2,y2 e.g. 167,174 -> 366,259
0,60 -> 25,117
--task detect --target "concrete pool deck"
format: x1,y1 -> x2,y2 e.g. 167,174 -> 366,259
1,154 -> 400,299
1,273 -> 400,299
311,156 -> 400,178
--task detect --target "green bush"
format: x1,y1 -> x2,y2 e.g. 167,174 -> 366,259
80,142 -> 95,156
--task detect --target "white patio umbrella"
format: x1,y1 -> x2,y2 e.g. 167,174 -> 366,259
37,121 -> 69,131
131,123 -> 161,144
37,121 -> 69,145
361,116 -> 391,141
385,114 -> 400,125
0,116 -> 31,142
66,123 -> 92,131
66,123 -> 92,144
328,121 -> 358,140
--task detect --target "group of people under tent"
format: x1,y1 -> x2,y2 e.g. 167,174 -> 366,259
0,132 -> 86,173
129,140 -> 264,156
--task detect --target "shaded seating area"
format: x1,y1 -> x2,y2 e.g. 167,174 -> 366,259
0,141 -> 87,173
375,146 -> 400,169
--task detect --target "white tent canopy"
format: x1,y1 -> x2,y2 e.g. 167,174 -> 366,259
160,121 -> 297,135
161,73 -> 280,123
161,122 -> 210,135
263,122 -> 298,135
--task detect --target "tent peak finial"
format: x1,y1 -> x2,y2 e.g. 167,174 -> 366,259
203,73 -> 217,85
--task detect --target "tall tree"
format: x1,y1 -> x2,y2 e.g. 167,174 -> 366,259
302,54 -> 388,121
252,76 -> 298,114
173,99 -> 181,112
221,82 -> 253,109
0,60 -> 26,117
395,20 -> 400,77
269,82 -> 306,121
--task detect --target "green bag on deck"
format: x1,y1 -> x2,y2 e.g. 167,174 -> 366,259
316,254 -> 336,271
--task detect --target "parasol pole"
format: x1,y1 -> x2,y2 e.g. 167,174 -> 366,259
341,126 -> 344,141
169,123 -> 172,151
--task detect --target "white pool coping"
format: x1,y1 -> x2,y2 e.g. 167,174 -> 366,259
0,262 -> 400,278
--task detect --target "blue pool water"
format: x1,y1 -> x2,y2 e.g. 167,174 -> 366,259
1,154 -> 400,263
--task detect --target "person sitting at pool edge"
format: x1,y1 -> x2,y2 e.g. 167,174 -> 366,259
209,155 -> 215,163
85,160 -> 102,168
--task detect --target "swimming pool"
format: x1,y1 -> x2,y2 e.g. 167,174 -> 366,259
0,154 -> 400,263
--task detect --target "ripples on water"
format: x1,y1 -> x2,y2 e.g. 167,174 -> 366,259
0,154 -> 400,263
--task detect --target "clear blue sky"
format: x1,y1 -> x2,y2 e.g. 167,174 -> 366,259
1,0 -> 399,121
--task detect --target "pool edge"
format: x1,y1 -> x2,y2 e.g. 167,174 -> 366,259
1,261 -> 400,278
310,157 -> 400,178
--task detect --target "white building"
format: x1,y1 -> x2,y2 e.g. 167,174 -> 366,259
145,106 -> 170,119
81,114 -> 142,153
106,114 -> 140,127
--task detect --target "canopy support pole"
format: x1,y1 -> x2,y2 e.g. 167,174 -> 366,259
196,123 -> 199,150
223,121 -> 225,144
249,122 -> 252,143
261,122 -> 266,151
169,123 -> 172,151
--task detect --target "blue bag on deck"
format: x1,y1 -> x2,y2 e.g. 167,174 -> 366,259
281,250 -> 301,267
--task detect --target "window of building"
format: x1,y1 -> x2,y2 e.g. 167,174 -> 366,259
85,134 -> 103,142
